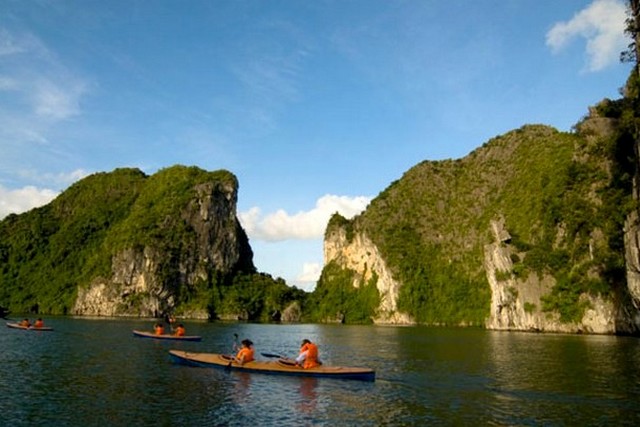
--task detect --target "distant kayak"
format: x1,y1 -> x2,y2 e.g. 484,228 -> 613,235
6,322 -> 54,331
132,329 -> 202,342
169,350 -> 375,381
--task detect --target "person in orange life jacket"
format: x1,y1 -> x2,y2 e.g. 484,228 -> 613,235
19,318 -> 31,327
34,318 -> 44,328
296,339 -> 321,369
235,339 -> 255,365
154,323 -> 165,335
174,324 -> 185,336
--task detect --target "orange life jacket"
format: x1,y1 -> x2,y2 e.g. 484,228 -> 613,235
300,342 -> 320,369
175,326 -> 185,336
34,320 -> 44,328
236,346 -> 255,364
154,325 -> 164,335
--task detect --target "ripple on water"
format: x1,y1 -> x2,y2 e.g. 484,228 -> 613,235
2,320 -> 640,426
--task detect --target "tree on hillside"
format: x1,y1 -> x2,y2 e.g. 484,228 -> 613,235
622,0 -> 640,68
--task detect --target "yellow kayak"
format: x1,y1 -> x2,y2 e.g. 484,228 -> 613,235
169,350 -> 375,381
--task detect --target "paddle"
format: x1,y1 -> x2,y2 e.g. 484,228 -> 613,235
261,352 -> 284,359
261,352 -> 298,366
232,333 -> 239,352
226,333 -> 239,370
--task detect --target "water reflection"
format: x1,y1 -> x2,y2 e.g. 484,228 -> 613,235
2,318 -> 639,426
296,377 -> 318,413
230,371 -> 252,402
485,331 -> 640,425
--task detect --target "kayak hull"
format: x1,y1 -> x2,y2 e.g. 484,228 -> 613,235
133,329 -> 202,342
6,322 -> 54,331
169,350 -> 375,381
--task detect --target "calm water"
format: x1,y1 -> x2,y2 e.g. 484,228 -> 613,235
1,318 -> 639,426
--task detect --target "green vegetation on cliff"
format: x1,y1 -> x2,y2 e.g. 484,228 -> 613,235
105,166 -> 236,250
316,112 -> 635,325
0,168 -> 147,313
220,272 -> 307,322
305,261 -> 380,324
0,165 -> 301,319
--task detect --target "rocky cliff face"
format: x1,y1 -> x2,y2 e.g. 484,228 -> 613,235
624,210 -> 640,311
73,178 -> 253,318
484,217 -> 637,334
323,226 -> 413,324
624,0 -> 640,319
623,95 -> 640,312
325,213 -> 640,333
74,247 -> 169,317
623,123 -> 640,321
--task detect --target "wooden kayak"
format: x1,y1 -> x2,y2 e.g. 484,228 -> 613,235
6,322 -> 54,331
132,329 -> 202,342
168,350 -> 375,381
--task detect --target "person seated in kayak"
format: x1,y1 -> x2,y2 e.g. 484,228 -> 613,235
296,339 -> 321,369
19,318 -> 31,327
235,339 -> 255,365
174,324 -> 185,336
34,318 -> 44,328
154,323 -> 165,335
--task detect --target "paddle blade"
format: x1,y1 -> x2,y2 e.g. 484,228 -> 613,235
261,352 -> 284,359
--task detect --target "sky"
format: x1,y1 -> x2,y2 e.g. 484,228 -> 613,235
0,0 -> 633,291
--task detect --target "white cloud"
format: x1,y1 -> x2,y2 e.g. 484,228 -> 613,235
239,194 -> 371,242
546,0 -> 627,72
0,76 -> 18,91
0,29 -> 90,209
0,27 -> 89,124
296,262 -> 322,286
0,169 -> 88,219
17,168 -> 90,187
32,78 -> 87,120
0,184 -> 59,219
0,27 -> 28,56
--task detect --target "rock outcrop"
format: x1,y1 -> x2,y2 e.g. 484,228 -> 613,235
325,212 -> 640,333
73,171 -> 253,318
484,217 -> 637,334
74,248 -> 168,317
281,301 -> 303,322
625,211 -> 640,311
323,226 -> 413,324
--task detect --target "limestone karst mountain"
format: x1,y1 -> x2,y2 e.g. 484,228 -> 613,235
0,165 -> 303,320
316,105 -> 640,334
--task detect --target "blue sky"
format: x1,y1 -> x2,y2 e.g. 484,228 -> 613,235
0,0 -> 633,291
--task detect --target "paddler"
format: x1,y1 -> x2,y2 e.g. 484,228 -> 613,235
174,323 -> 186,336
296,339 -> 321,369
34,318 -> 44,328
154,323 -> 165,335
235,339 -> 255,365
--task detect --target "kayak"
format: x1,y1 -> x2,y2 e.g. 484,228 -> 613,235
168,350 -> 376,381
6,322 -> 54,331
132,329 -> 202,342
